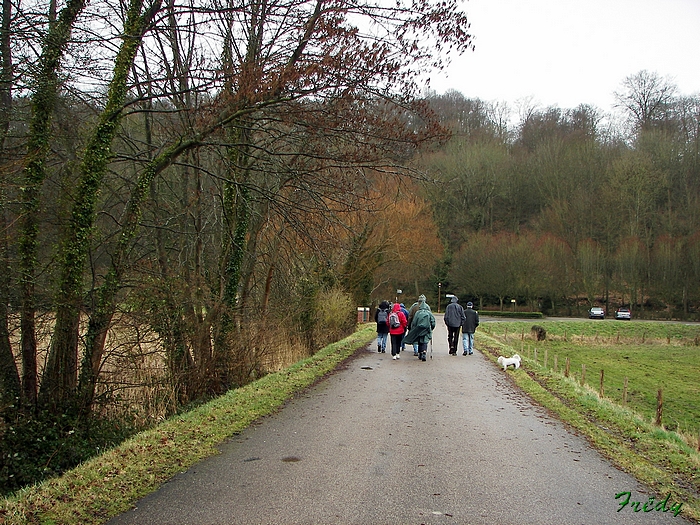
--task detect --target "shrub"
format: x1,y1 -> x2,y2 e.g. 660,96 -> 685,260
0,407 -> 136,497
531,325 -> 547,341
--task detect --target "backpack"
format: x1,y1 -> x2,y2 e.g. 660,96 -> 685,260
377,309 -> 389,325
389,311 -> 400,329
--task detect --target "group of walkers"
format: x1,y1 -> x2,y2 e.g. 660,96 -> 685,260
443,296 -> 480,355
374,294 -> 478,362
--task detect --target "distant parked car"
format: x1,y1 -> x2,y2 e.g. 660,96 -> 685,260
615,307 -> 632,320
588,307 -> 605,319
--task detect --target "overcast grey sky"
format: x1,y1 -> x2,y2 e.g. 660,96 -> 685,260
426,0 -> 700,113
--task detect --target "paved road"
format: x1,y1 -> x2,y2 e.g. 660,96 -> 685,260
108,318 -> 690,525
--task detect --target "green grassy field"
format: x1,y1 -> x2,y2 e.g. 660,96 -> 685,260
481,320 -> 700,436
477,319 -> 700,523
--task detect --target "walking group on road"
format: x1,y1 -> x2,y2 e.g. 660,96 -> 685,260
374,294 -> 478,362
444,296 -> 479,355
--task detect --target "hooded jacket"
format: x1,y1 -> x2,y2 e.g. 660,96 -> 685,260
375,300 -> 391,334
403,302 -> 436,345
444,296 -> 466,328
389,302 -> 408,335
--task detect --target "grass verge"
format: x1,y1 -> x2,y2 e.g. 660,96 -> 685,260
0,325 -> 376,525
478,329 -> 700,524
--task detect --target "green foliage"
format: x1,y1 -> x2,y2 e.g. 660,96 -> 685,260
291,271 -> 355,352
312,286 -> 356,346
0,406 -> 136,497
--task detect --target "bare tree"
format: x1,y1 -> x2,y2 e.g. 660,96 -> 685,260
72,0 -> 474,407
614,70 -> 677,133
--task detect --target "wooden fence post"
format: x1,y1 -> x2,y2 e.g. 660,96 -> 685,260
656,388 -> 663,426
599,369 -> 604,397
544,348 -> 548,369
565,357 -> 570,378
534,348 -> 537,364
622,377 -> 628,406
581,364 -> 586,386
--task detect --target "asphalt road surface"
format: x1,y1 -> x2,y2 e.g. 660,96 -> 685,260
107,317 -> 691,525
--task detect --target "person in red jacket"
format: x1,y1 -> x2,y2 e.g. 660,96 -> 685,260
388,302 -> 408,360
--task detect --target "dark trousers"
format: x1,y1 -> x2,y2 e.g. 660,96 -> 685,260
418,342 -> 428,361
390,334 -> 403,356
447,325 -> 461,354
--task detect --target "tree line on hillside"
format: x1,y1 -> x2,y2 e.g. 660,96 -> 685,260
0,0 -> 472,494
407,72 -> 700,318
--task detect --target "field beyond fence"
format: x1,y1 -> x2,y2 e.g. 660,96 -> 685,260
481,320 -> 700,443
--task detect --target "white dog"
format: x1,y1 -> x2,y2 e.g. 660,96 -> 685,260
497,354 -> 521,371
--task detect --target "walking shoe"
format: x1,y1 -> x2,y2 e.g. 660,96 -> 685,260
421,353 -> 426,361
395,353 -> 400,359
392,355 -> 397,360
463,352 -> 468,356
469,351 -> 474,355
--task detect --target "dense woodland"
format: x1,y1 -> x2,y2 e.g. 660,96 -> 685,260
417,73 -> 700,319
0,0 -> 699,494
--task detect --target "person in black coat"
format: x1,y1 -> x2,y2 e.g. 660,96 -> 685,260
461,302 -> 479,355
375,300 -> 391,353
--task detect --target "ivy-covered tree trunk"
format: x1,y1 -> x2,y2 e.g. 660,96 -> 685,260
75,96 -> 257,411
0,0 -> 20,401
0,0 -> 10,147
18,0 -> 87,406
40,0 -> 160,408
0,198 -> 18,401
77,137 -> 201,413
213,124 -> 252,390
